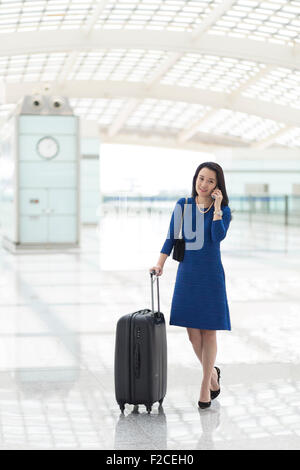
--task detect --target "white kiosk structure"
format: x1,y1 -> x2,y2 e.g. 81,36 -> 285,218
0,95 -> 80,252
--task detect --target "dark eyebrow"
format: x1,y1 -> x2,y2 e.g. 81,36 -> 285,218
199,175 -> 215,181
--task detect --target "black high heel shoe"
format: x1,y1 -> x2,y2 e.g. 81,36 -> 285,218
210,366 -> 221,400
198,400 -> 211,409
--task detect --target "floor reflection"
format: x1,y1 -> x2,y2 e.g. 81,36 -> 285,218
196,402 -> 221,450
14,367 -> 80,398
114,404 -> 167,450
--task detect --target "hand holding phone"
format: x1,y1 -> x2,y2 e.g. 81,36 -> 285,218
211,187 -> 222,204
211,186 -> 219,199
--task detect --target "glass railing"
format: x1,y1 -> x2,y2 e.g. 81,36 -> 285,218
229,195 -> 300,226
100,194 -> 300,226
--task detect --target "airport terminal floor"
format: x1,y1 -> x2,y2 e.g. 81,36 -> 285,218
0,214 -> 300,450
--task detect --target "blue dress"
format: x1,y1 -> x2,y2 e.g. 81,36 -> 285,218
160,196 -> 231,331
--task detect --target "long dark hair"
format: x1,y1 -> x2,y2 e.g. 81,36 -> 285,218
191,162 -> 229,207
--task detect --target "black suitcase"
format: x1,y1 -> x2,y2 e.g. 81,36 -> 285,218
114,271 -> 167,414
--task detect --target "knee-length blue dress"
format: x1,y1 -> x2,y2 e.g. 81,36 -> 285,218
160,196 -> 231,331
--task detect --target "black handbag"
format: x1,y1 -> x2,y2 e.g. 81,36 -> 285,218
172,197 -> 187,262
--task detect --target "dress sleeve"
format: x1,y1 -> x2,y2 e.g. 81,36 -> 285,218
211,205 -> 231,242
160,198 -> 185,256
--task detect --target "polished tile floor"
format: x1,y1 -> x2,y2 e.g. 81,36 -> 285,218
0,212 -> 300,450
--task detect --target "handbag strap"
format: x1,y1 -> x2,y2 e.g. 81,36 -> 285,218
178,197 -> 187,238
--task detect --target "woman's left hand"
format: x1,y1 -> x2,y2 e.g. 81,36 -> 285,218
212,188 -> 223,208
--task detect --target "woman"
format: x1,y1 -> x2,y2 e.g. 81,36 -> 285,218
149,162 -> 232,409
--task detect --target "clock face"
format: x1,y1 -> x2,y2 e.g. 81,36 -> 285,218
37,136 -> 59,159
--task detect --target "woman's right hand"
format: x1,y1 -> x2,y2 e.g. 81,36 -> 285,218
149,265 -> 163,276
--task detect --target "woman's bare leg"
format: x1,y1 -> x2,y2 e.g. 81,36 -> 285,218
187,328 -> 203,363
199,329 -> 217,402
187,328 -> 218,394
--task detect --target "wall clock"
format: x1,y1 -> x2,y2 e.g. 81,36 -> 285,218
36,136 -> 59,159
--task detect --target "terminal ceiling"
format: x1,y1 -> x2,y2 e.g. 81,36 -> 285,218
0,0 -> 300,150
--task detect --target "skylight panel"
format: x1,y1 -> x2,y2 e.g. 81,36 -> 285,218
125,99 -> 209,131
0,52 -> 70,82
162,54 -> 263,92
275,127 -> 300,147
208,0 -> 300,45
69,49 -> 165,81
243,68 -> 300,110
0,0 -> 96,33
70,98 -> 127,126
3,0 -> 296,38
96,0 -> 223,32
282,4 -> 300,14
196,108 -> 284,143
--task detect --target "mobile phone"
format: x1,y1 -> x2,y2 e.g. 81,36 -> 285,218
211,187 -> 219,199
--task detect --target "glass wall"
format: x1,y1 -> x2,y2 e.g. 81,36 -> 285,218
101,194 -> 300,227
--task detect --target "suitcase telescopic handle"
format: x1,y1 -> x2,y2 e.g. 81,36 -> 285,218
150,270 -> 161,318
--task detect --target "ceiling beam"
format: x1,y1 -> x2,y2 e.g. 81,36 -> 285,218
250,127 -> 291,150
1,30 -> 299,71
54,1 -> 112,107
55,51 -> 80,90
110,52 -> 181,134
178,65 -> 278,145
145,1 -> 237,93
191,0 -> 236,40
98,130 -> 299,153
84,0 -> 110,35
104,0 -> 237,134
177,109 -> 217,143
229,65 -> 275,100
5,80 -> 300,127
145,52 -> 182,88
107,99 -> 140,137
